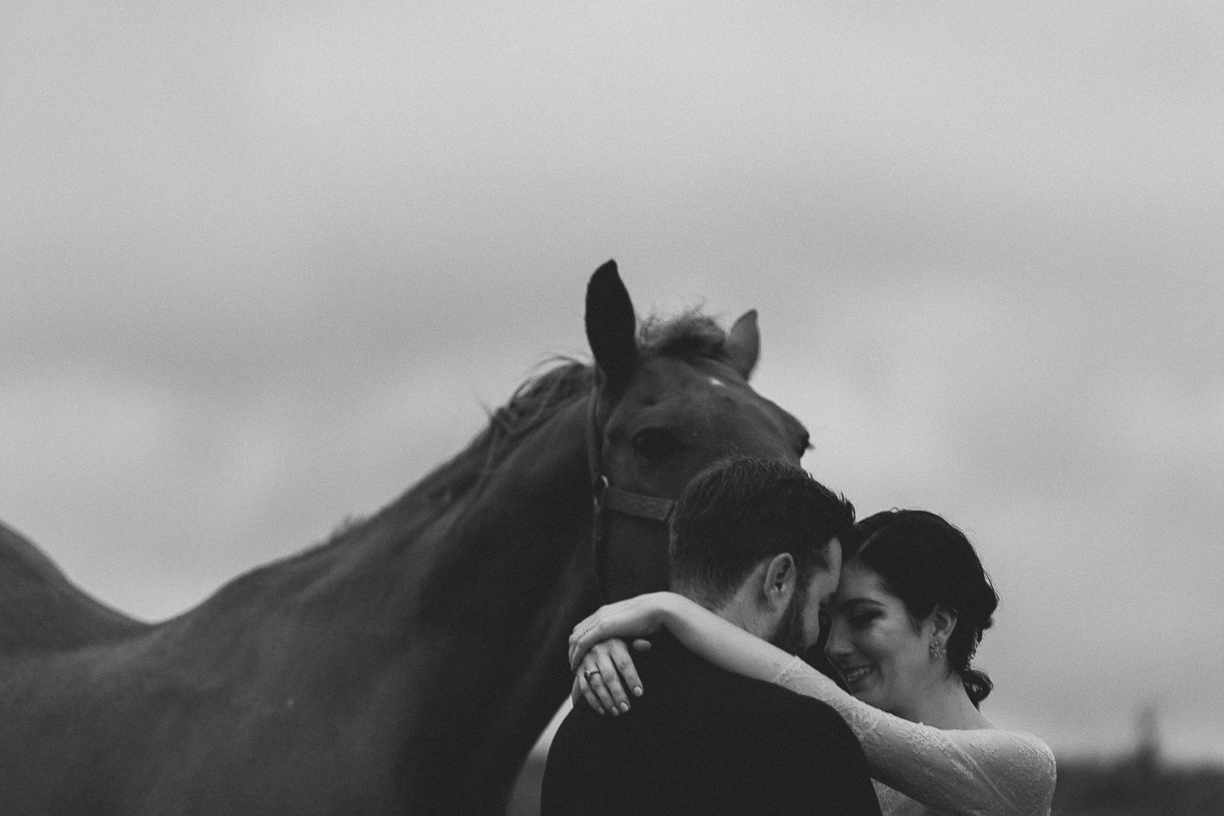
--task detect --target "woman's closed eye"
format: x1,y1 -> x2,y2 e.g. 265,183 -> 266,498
845,610 -> 880,629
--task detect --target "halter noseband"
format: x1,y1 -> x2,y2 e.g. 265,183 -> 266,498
585,389 -> 677,601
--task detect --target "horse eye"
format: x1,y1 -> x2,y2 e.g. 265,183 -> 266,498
632,428 -> 683,460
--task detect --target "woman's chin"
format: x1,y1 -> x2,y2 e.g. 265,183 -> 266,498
841,666 -> 877,697
846,676 -> 887,709
850,687 -> 876,705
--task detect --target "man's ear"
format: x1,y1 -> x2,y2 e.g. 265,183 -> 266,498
759,553 -> 798,613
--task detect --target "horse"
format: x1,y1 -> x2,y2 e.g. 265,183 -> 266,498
0,261 -> 813,815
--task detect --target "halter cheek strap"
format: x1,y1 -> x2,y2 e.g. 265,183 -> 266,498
585,390 -> 677,601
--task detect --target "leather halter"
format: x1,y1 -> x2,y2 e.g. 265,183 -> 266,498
585,388 -> 677,601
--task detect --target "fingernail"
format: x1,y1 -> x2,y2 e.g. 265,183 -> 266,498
633,687 -> 643,697
610,707 -> 619,716
619,702 -> 630,713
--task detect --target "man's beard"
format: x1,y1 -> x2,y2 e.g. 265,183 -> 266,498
767,582 -> 810,655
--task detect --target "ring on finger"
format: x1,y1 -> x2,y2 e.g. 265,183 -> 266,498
584,670 -> 600,684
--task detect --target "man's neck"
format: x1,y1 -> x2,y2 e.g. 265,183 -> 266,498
706,597 -> 773,642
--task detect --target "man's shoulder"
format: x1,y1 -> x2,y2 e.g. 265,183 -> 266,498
543,642 -> 851,773
625,639 -> 869,779
733,671 -> 868,757
668,643 -> 855,737
542,696 -> 672,816
731,667 -> 856,730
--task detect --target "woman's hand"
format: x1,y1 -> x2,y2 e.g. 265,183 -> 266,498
571,638 -> 650,715
568,591 -> 678,671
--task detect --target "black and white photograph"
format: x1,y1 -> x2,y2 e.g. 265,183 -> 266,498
3,3 -> 1221,814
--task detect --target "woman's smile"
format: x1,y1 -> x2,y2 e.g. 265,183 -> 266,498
836,663 -> 876,691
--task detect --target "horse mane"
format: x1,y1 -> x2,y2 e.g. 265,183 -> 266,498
396,309 -> 731,519
310,310 -> 733,558
639,309 -> 728,362
414,359 -> 595,509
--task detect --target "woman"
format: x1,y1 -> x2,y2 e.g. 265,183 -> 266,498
568,509 -> 1056,816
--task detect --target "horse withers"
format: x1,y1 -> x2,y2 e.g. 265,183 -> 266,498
0,261 -> 811,815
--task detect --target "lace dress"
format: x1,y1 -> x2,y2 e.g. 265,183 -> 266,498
773,657 -> 1056,816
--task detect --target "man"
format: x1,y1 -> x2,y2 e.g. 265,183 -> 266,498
541,457 -> 881,816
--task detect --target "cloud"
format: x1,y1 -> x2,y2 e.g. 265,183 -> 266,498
3,0 -> 1223,762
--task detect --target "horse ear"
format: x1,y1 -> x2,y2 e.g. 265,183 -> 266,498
585,260 -> 640,390
724,309 -> 760,380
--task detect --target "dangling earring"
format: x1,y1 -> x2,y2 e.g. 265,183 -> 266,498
929,639 -> 946,660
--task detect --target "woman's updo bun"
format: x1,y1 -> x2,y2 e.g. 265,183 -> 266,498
850,509 -> 1000,707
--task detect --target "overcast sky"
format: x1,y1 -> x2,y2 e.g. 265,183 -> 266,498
3,1 -> 1222,765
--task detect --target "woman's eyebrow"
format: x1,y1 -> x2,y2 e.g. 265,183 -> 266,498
834,597 -> 883,612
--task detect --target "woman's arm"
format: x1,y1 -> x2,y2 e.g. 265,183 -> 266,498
772,658 -> 1056,816
569,591 -> 795,695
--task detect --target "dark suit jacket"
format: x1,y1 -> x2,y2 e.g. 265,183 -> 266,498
541,633 -> 881,816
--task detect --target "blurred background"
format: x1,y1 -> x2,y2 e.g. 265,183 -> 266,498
3,1 -> 1222,810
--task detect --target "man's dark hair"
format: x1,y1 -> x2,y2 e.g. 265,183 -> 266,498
668,456 -> 855,609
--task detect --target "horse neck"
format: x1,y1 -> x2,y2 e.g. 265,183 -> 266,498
188,390 -> 595,695
400,392 -> 595,626
389,396 -> 599,811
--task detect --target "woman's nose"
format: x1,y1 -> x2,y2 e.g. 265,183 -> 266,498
824,618 -> 851,659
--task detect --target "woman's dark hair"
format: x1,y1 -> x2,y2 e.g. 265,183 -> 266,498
850,509 -> 999,707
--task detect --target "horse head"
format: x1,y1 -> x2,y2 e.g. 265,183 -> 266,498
584,260 -> 811,602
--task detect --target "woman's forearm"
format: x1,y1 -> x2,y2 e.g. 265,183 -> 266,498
656,593 -> 796,682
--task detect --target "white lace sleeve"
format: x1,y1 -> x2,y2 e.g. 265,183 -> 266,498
773,656 -> 1056,816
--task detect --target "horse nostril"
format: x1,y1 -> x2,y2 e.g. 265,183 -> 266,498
796,433 -> 812,458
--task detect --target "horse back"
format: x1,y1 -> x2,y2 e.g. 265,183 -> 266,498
0,546 -> 417,815
0,520 -> 149,654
